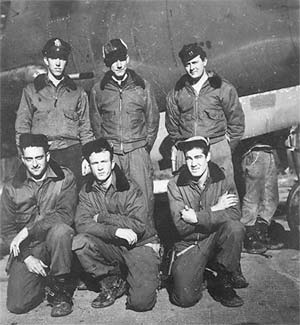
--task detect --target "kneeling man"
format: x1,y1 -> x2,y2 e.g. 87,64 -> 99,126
0,134 -> 77,317
167,136 -> 245,308
73,138 -> 160,312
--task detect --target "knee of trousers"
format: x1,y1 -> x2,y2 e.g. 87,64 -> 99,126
221,220 -> 245,239
170,286 -> 202,308
7,281 -> 44,314
126,288 -> 157,312
47,223 -> 74,243
72,233 -> 94,255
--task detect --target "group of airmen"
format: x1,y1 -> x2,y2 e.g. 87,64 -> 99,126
0,37 -> 282,317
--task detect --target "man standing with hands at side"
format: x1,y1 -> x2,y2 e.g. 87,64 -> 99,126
166,43 -> 245,185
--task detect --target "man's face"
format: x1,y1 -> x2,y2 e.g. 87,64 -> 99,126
184,55 -> 207,79
44,57 -> 67,79
21,146 -> 50,179
185,147 -> 210,178
110,56 -> 129,78
89,151 -> 115,183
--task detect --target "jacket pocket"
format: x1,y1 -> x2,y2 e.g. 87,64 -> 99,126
63,109 -> 79,121
204,109 -> 224,120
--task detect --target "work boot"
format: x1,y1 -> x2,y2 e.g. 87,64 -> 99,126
265,220 -> 285,249
230,264 -> 249,289
256,218 -> 285,250
207,270 -> 244,307
91,276 -> 127,308
45,275 -> 75,317
243,225 -> 268,254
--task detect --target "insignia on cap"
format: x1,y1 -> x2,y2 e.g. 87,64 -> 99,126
54,39 -> 61,47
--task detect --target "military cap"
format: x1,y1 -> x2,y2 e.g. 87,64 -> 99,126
82,138 -> 114,161
42,38 -> 71,60
19,133 -> 49,151
178,43 -> 207,65
177,136 -> 210,152
102,38 -> 128,67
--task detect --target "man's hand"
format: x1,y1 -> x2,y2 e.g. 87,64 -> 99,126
181,205 -> 198,224
24,255 -> 48,277
115,228 -> 137,246
82,158 -> 91,176
211,192 -> 239,212
10,227 -> 29,257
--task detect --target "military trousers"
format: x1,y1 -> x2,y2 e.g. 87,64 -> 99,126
114,147 -> 155,224
72,233 -> 160,312
170,220 -> 245,307
241,150 -> 279,226
7,224 -> 74,314
50,143 -> 83,191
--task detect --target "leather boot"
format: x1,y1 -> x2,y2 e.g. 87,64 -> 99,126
91,275 -> 127,308
45,275 -> 76,317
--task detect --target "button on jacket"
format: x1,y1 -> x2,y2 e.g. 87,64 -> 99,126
89,69 -> 159,154
166,72 -> 245,152
15,74 -> 94,150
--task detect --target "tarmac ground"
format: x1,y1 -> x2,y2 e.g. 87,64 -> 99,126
0,172 -> 299,325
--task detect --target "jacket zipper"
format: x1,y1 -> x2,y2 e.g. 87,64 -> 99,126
119,87 -> 123,152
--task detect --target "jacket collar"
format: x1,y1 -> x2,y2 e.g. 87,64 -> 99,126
85,163 -> 130,193
34,73 -> 77,92
12,159 -> 65,188
175,71 -> 222,91
100,68 -> 145,90
176,161 -> 225,187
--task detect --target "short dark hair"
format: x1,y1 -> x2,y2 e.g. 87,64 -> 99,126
82,138 -> 114,162
19,133 -> 49,153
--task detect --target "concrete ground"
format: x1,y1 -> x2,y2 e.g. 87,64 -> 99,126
0,172 -> 299,325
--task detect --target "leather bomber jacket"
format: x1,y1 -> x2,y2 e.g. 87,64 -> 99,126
15,74 -> 94,150
89,69 -> 160,154
167,161 -> 242,243
165,71 -> 245,151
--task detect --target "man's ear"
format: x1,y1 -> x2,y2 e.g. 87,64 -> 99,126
126,55 -> 130,64
111,160 -> 115,170
203,58 -> 208,67
207,152 -> 211,162
46,151 -> 50,163
43,57 -> 49,67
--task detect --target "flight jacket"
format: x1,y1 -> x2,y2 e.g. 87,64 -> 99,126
0,159 -> 77,260
167,161 -> 241,243
89,69 -> 159,154
15,73 -> 94,150
165,71 -> 245,151
75,164 -> 158,246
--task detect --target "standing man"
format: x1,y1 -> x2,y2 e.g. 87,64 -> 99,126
0,134 -> 77,317
15,38 -> 94,189
89,38 -> 159,221
166,43 -> 245,184
167,136 -> 246,308
72,138 -> 160,312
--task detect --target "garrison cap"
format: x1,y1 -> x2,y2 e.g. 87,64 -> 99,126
42,38 -> 71,60
19,133 -> 49,151
178,43 -> 207,65
82,138 -> 114,161
102,38 -> 128,67
177,136 -> 210,152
